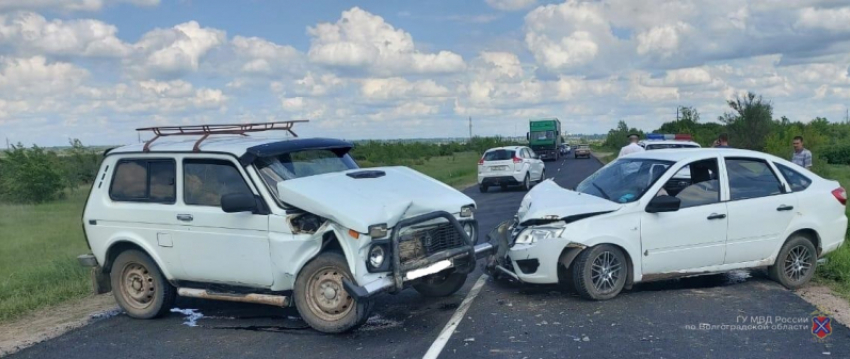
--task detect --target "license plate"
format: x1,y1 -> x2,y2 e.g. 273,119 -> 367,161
405,260 -> 452,280
490,166 -> 507,171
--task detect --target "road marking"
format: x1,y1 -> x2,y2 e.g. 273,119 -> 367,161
422,274 -> 489,359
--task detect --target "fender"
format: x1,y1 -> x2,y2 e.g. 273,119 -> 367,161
102,233 -> 177,281
574,235 -> 644,282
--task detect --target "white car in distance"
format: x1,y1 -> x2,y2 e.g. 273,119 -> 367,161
486,148 -> 847,300
478,146 -> 546,193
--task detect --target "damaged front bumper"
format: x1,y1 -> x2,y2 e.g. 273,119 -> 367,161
342,211 -> 495,299
483,220 -> 585,285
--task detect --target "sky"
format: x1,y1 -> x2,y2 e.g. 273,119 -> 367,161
1,0 -> 850,146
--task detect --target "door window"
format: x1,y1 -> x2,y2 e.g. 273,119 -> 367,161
725,158 -> 783,201
109,159 -> 176,203
660,159 -> 720,208
184,159 -> 253,207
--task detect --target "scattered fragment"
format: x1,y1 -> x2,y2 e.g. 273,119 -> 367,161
582,336 -> 590,342
464,337 -> 475,342
170,308 -> 204,327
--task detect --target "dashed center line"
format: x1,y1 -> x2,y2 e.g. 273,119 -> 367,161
422,274 -> 489,359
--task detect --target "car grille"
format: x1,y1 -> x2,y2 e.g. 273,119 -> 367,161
398,222 -> 466,263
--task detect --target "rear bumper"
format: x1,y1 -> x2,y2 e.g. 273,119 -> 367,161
479,175 -> 522,186
343,211 -> 496,299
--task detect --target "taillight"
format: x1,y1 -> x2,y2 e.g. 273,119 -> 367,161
478,158 -> 484,165
833,187 -> 847,205
513,156 -> 522,164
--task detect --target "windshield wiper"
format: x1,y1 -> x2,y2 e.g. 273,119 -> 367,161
591,182 -> 610,200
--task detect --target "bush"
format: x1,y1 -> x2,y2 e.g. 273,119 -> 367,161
0,145 -> 65,203
821,144 -> 850,165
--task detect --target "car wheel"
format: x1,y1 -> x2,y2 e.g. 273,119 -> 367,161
768,235 -> 817,289
523,174 -> 531,191
110,249 -> 176,319
539,170 -> 546,182
479,184 -> 488,193
572,244 -> 627,300
413,272 -> 467,297
574,154 -> 578,159
500,184 -> 508,191
294,252 -> 372,333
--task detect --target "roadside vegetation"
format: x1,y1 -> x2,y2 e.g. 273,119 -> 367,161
0,136 -> 514,322
599,92 -> 850,298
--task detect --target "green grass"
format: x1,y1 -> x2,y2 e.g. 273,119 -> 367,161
0,189 -> 91,322
815,164 -> 850,299
0,153 -> 482,322
361,151 -> 481,189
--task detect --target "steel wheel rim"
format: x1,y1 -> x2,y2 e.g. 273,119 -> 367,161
783,244 -> 813,282
119,262 -> 156,310
591,251 -> 622,294
305,266 -> 354,322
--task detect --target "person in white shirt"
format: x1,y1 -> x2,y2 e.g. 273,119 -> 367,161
618,134 -> 645,158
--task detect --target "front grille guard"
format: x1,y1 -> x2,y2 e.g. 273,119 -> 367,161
390,211 -> 477,292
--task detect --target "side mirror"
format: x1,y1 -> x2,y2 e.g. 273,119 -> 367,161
221,193 -> 257,213
646,195 -> 680,213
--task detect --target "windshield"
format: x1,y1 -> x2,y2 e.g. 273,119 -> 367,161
576,158 -> 674,203
531,131 -> 555,141
256,149 -> 358,198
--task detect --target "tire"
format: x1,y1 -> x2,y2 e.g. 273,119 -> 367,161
572,244 -> 627,300
523,174 -> 531,191
500,184 -> 508,191
479,184 -> 488,193
294,252 -> 372,333
110,249 -> 176,319
768,235 -> 817,289
539,170 -> 546,183
574,154 -> 578,159
413,272 -> 467,297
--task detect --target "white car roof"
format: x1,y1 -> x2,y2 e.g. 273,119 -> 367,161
485,146 -> 522,152
107,136 -> 353,158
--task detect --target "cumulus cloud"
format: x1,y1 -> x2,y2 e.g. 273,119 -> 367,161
131,21 -> 226,78
360,77 -> 449,100
0,12 -> 131,57
635,22 -> 689,58
0,0 -> 159,12
0,56 -> 88,96
797,6 -> 850,32
485,0 -> 537,11
307,7 -> 465,76
230,36 -> 302,75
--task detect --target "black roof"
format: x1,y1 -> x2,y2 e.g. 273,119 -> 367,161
239,137 -> 354,166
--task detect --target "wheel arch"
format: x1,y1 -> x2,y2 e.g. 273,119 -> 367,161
102,239 -> 175,282
787,228 -> 822,257
558,242 -> 636,289
293,226 -> 358,283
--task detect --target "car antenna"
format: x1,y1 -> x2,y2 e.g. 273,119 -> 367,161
136,120 -> 309,152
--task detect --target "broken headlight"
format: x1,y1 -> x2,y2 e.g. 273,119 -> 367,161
368,223 -> 388,238
514,227 -> 563,245
460,205 -> 474,218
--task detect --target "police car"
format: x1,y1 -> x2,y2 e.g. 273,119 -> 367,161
639,134 -> 701,150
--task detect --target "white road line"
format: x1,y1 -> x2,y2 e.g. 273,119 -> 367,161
422,274 -> 489,359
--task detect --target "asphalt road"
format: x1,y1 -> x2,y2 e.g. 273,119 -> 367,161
10,154 -> 850,359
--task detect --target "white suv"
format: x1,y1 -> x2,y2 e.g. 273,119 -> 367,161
77,123 -> 493,333
477,146 -> 546,192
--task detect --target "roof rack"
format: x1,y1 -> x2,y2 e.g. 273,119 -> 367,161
136,120 -> 308,152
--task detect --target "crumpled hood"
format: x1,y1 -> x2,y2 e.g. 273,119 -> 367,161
277,166 -> 475,233
517,180 -> 622,225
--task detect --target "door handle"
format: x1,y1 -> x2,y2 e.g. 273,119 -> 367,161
707,213 -> 726,220
176,214 -> 193,222
777,205 -> 794,211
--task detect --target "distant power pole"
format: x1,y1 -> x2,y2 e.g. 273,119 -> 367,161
676,106 -> 679,121
468,116 -> 472,138
5,137 -> 9,149
846,107 -> 849,124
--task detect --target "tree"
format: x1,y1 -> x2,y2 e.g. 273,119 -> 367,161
0,144 -> 65,203
603,120 -> 643,151
718,92 -> 774,150
678,106 -> 700,123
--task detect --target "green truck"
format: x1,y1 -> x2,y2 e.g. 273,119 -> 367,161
527,118 -> 562,161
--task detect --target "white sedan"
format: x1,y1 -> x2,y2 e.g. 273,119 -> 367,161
478,146 -> 545,192
486,148 -> 847,300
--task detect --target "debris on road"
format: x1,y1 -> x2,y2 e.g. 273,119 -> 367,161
170,308 -> 204,327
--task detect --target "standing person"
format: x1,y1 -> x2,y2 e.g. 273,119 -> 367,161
791,136 -> 813,169
618,134 -> 645,158
716,133 -> 731,148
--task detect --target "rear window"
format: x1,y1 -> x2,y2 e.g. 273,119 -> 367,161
483,149 -> 514,161
109,159 -> 176,203
774,163 -> 811,192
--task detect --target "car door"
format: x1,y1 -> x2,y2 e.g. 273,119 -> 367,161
525,148 -> 544,180
641,157 -> 728,275
172,156 -> 274,287
723,157 -> 797,264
